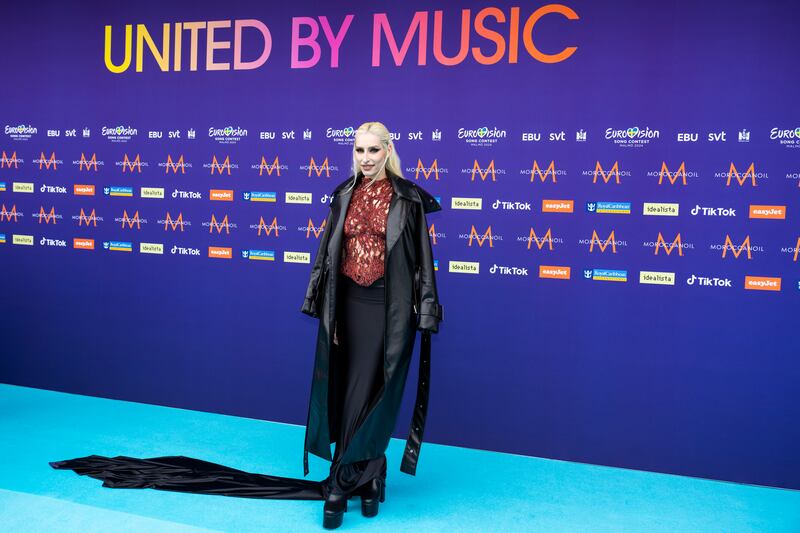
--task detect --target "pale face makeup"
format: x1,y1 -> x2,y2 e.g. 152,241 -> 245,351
354,132 -> 389,180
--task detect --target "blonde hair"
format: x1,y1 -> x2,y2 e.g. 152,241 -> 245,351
347,122 -> 403,191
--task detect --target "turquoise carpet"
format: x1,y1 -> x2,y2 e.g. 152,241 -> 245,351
0,383 -> 797,532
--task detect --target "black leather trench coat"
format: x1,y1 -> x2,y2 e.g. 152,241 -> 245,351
300,171 -> 442,476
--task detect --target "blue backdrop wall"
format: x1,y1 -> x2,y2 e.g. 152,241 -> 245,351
1,0 -> 798,490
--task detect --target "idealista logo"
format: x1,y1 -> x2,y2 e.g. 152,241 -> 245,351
489,263 -> 528,276
643,232 -> 693,256
749,205 -> 786,220
584,268 -> 627,282
643,203 -> 679,216
326,127 -> 357,146
605,126 -> 660,147
580,229 -> 627,253
303,217 -> 327,238
12,182 -> 34,193
585,201 -> 630,215
139,242 -> 164,255
12,234 -> 34,245
103,240 -> 133,252
35,152 -> 63,170
241,249 -> 275,261
252,216 -> 286,236
648,162 -> 697,185
204,214 -> 237,234
285,192 -> 312,204
1,150 -> 22,167
39,183 -> 67,194
204,155 -> 238,174
639,271 -> 675,285
160,154 -> 192,173
462,225 -> 501,247
104,186 -> 134,197
284,251 -> 311,264
208,246 -> 232,259
541,199 -> 573,213
101,125 -> 138,143
714,162 -> 767,186
252,155 -> 288,176
4,124 -> 37,141
74,152 -> 103,171
34,206 -> 62,224
74,208 -> 103,226
539,265 -> 570,280
582,161 -> 630,184
462,159 -> 505,182
301,156 -> 337,177
492,199 -> 531,211
457,126 -> 506,147
1,204 -> 21,222
73,238 -> 95,250
38,236 -> 67,248
208,126 -> 248,144
451,197 -> 482,210
521,227 -> 561,250
141,187 -> 164,199
712,234 -> 763,259
74,184 -> 96,196
160,212 -> 191,231
407,159 -> 448,181
116,209 -> 147,229
448,261 -> 479,274
242,191 -> 276,202
686,274 -> 732,288
769,126 -> 800,149
521,160 -> 564,183
744,276 -> 781,291
172,188 -> 202,200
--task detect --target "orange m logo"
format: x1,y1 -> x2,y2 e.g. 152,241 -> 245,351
259,156 -> 281,176
428,223 -> 437,245
38,206 -> 57,224
794,237 -> 800,262
39,152 -> 57,170
257,216 -> 279,236
468,225 -> 493,247
79,153 -> 98,172
211,155 -> 231,175
164,212 -> 184,231
722,235 -> 752,259
306,218 -> 326,239
658,162 -> 687,185
0,151 -> 18,168
471,160 -> 495,182
530,160 -> 557,183
165,154 -> 185,174
655,232 -> 683,256
121,209 -> 141,229
0,204 -> 19,222
593,161 -> 620,184
726,162 -> 757,187
589,230 -> 617,253
308,157 -> 330,177
122,154 -> 141,173
78,208 -> 97,227
209,214 -> 230,234
415,159 -> 439,180
527,228 -> 554,250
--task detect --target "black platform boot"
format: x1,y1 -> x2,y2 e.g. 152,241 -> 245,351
323,491 -> 348,529
358,478 -> 386,518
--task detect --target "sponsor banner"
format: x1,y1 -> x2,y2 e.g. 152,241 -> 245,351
451,197 -> 482,210
12,234 -> 34,245
106,240 -> 132,252
106,186 -> 133,197
586,201 -> 631,214
590,268 -> 627,282
744,276 -> 781,291
73,238 -> 94,250
140,187 -> 165,199
208,246 -> 232,259
140,242 -> 164,254
0,233 -> 5,243
243,191 -> 276,202
285,192 -> 312,204
243,249 -> 275,261
13,182 -> 34,193
542,199 -> 574,213
73,184 -> 95,196
748,205 -> 786,220
210,189 -> 234,201
449,261 -> 480,274
643,203 -> 679,216
433,259 -> 439,271
639,271 -> 676,285
284,251 -> 311,263
0,182 -> 6,192
539,265 -> 571,279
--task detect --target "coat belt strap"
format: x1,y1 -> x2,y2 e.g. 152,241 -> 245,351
400,331 -> 431,476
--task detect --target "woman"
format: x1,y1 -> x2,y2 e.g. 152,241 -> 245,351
302,121 -> 442,528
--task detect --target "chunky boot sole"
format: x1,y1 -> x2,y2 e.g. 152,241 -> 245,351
323,511 -> 345,530
360,481 -> 385,518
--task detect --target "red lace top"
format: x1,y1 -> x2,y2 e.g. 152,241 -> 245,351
340,177 -> 394,286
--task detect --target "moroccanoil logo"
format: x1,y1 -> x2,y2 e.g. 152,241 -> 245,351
722,235 -> 752,259
73,184 -> 96,196
209,214 -> 231,234
120,209 -> 142,229
306,217 -> 326,238
0,204 -> 19,222
258,155 -> 282,176
656,162 -> 689,185
307,157 -> 331,177
38,152 -> 58,170
726,162 -> 757,187
589,230 -> 617,253
415,159 -> 440,180
121,153 -> 142,172
78,208 -> 98,227
257,216 -> 279,236
794,237 -> 800,262
526,228 -> 555,250
541,199 -> 574,213
529,160 -> 558,183
468,225 -> 493,247
208,246 -> 232,259
592,161 -> 621,184
164,212 -> 185,231
654,232 -> 683,256
1,151 -> 20,168
37,206 -> 57,224
164,154 -> 186,174
79,153 -> 99,171
744,276 -> 781,291
428,223 -> 440,245
210,155 -> 232,175
749,205 -> 786,220
470,160 -> 496,182
539,265 -> 570,279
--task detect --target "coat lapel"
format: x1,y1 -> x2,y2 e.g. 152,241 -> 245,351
386,175 -> 411,257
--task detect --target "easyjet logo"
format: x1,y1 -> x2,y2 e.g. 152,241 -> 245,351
530,160 -> 557,183
210,155 -> 231,175
122,153 -> 142,173
78,208 -> 97,227
539,265 -> 570,279
259,155 -> 281,176
165,154 -> 185,174
164,212 -> 184,231
589,230 -> 617,253
38,206 -> 57,224
209,189 -> 234,201
39,151 -> 57,170
722,235 -> 752,259
657,161 -> 687,185
73,184 -> 95,196
593,161 -> 620,184
471,160 -> 495,182
415,159 -> 439,180
655,232 -> 682,256
73,238 -> 95,250
79,153 -> 98,171
527,228 -> 554,250
0,204 -> 19,222
121,209 -> 141,229
308,157 -> 330,177
744,276 -> 781,292
209,214 -> 230,234
208,246 -> 232,259
306,217 -> 326,238
257,216 -> 279,236
726,162 -> 757,187
749,205 -> 786,219
541,199 -> 574,213
1,151 -> 19,168
468,225 -> 493,247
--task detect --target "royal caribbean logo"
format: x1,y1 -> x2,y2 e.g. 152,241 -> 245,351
101,125 -> 138,143
242,191 -> 276,202
407,159 -> 448,181
104,186 -> 133,197
585,201 -> 630,215
252,155 -> 288,176
300,157 -> 337,177
0,182 -> 5,192
769,126 -> 800,149
582,161 -> 630,184
242,249 -> 275,261
648,162 -> 697,185
584,268 -> 627,282
1,150 -> 22,168
521,160 -> 564,183
326,126 -> 357,146
73,153 -> 103,171
457,126 -> 506,147
104,240 -> 133,252
605,126 -> 660,147
4,124 -> 37,141
208,126 -> 248,144
159,154 -> 192,173
714,162 -> 767,186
